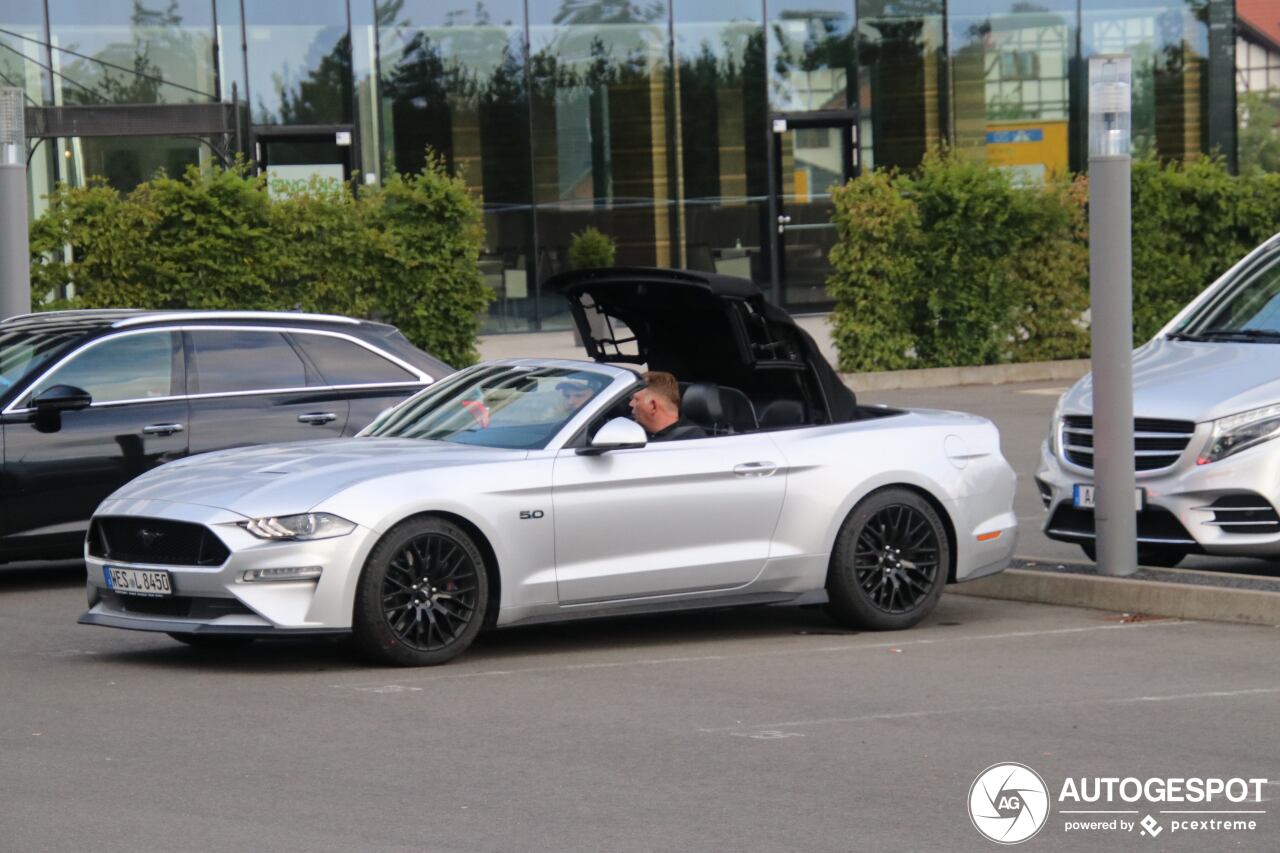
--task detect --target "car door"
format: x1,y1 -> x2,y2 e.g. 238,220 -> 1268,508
551,433 -> 787,604
0,329 -> 188,558
184,327 -> 349,454
287,330 -> 430,434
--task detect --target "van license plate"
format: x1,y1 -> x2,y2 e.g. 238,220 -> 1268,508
1073,485 -> 1144,511
104,566 -> 173,597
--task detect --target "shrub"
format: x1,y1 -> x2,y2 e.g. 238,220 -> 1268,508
29,157 -> 490,366
567,226 -> 616,269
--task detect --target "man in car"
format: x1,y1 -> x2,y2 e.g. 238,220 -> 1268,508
629,370 -> 706,441
556,380 -> 595,415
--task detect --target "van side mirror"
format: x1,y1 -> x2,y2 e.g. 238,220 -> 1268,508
577,417 -> 647,455
31,384 -> 93,413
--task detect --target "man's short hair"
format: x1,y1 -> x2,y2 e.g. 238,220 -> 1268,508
641,371 -> 680,408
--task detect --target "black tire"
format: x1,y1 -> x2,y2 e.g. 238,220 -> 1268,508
352,517 -> 489,666
826,488 -> 950,630
167,633 -> 254,650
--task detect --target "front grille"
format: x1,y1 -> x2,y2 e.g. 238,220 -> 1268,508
89,517 -> 230,567
1199,494 -> 1280,534
1062,416 -> 1195,472
1046,504 -> 1197,544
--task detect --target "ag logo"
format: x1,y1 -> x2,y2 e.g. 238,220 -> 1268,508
968,762 -> 1050,844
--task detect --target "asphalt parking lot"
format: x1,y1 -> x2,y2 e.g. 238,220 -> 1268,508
2,562 -> 1277,852
3,377 -> 1277,852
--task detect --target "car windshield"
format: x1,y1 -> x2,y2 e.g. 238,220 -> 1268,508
0,327 -> 86,392
362,364 -> 614,449
1172,241 -> 1280,340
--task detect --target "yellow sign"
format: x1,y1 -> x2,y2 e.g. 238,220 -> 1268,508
985,119 -> 1068,182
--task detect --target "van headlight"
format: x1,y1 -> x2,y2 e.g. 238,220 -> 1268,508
1049,401 -> 1064,458
239,513 -> 356,540
1198,404 -> 1280,464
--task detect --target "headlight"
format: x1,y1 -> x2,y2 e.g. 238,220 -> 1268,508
1049,400 -> 1064,458
240,512 -> 356,540
1198,403 -> 1280,464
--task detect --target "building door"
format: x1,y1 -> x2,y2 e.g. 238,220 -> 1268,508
253,127 -> 355,197
769,111 -> 859,310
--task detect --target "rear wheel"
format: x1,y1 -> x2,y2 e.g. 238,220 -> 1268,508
826,488 -> 950,631
353,517 -> 489,666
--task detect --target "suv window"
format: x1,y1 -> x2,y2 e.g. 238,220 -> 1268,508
292,333 -> 416,385
30,331 -> 177,404
189,329 -> 308,394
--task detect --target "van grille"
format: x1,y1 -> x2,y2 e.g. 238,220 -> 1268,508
1061,416 -> 1195,472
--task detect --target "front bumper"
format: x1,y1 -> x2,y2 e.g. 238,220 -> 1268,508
1036,434 -> 1280,557
80,498 -> 378,636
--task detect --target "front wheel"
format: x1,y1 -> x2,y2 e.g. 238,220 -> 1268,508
826,488 -> 950,631
353,517 -> 489,666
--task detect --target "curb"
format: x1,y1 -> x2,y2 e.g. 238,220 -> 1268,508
949,568 -> 1280,626
843,359 -> 1091,391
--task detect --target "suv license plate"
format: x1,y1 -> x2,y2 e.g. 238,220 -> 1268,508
104,566 -> 173,597
1073,484 -> 1145,511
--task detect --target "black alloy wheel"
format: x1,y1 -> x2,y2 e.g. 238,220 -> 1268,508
827,488 -> 950,630
354,517 -> 489,666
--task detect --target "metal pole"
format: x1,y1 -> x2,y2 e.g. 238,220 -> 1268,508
0,88 -> 30,320
1087,56 -> 1136,576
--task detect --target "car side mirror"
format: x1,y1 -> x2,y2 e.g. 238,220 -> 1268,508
31,384 -> 93,413
577,417 -> 647,455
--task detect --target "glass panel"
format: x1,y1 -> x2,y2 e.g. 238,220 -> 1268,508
0,5 -> 49,103
244,1 -> 352,125
858,0 -> 946,170
36,332 -> 176,403
47,0 -> 216,105
190,330 -> 307,394
778,124 -> 847,306
673,1 -> 769,286
768,0 -> 854,111
377,1 -> 536,332
529,0 -> 673,329
59,134 -> 202,189
1081,0 -> 1210,161
949,0 -> 1075,182
291,333 -> 416,385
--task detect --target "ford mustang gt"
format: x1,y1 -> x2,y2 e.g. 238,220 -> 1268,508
79,269 -> 1017,665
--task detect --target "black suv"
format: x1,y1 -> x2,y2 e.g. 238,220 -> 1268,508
0,310 -> 451,563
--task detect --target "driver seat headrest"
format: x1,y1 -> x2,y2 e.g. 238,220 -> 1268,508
681,382 -> 757,435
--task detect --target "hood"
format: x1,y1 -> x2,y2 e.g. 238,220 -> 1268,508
545,267 -> 858,422
109,438 -> 526,516
1061,338 -> 1280,422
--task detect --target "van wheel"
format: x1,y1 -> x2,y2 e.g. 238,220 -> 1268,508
826,488 -> 949,631
353,517 -> 488,666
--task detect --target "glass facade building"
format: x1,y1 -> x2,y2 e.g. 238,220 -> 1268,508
4,1 -> 1240,332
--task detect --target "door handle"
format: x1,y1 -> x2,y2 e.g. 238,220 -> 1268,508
776,214 -> 792,234
142,423 -> 184,436
298,412 -> 337,425
733,461 -> 777,477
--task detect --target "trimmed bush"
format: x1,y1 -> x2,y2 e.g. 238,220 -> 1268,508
29,158 -> 490,366
567,226 -> 616,269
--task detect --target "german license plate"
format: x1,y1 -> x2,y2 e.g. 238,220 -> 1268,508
104,566 -> 173,597
1073,484 -> 1145,511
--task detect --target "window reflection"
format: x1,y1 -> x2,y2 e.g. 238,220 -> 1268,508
244,1 -> 351,124
47,0 -> 216,105
529,0 -> 673,290
858,0 -> 946,171
378,1 -> 535,332
768,0 -> 854,112
673,1 -> 767,283
949,0 -> 1074,182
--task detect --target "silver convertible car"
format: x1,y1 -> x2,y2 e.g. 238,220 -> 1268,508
79,269 -> 1017,665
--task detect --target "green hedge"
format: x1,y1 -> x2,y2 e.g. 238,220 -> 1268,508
829,153 -> 1280,372
30,158 -> 491,367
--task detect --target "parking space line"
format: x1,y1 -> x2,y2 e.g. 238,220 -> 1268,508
334,618 -> 1200,691
697,686 -> 1280,735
